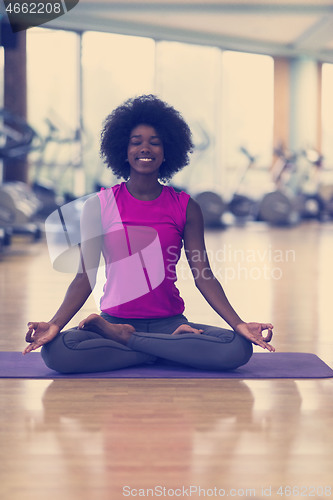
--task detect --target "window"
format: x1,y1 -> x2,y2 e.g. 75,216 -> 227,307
27,28 -> 79,132
322,63 -> 333,167
82,32 -> 155,190
155,41 -> 221,193
27,28 -> 80,195
221,51 -> 274,197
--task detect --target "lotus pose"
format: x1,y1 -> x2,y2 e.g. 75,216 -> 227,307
24,95 -> 274,373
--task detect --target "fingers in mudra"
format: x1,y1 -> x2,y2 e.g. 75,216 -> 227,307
261,331 -> 275,352
25,322 -> 38,342
261,324 -> 274,345
263,330 -> 273,343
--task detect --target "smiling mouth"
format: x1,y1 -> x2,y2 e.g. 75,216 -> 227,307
138,157 -> 154,161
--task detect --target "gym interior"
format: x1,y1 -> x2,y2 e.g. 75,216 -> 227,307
1,1 -> 333,499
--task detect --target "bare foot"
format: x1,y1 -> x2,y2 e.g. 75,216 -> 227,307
172,324 -> 204,335
78,314 -> 135,345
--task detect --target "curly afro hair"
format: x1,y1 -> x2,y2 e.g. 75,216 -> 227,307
100,94 -> 194,182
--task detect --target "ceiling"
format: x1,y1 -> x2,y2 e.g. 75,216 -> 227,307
47,1 -> 333,62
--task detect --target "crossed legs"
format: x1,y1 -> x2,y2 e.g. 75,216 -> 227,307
41,313 -> 253,374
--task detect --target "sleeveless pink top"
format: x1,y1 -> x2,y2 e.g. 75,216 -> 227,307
97,182 -> 190,318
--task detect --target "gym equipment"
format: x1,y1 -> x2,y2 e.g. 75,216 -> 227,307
0,226 -> 12,253
257,189 -> 301,226
0,109 -> 43,240
0,181 -> 43,240
30,115 -> 85,217
258,146 -> 333,225
194,191 -> 226,227
176,122 -> 227,228
0,108 -> 40,159
227,147 -> 271,220
257,147 -> 302,226
297,148 -> 333,221
297,149 -> 326,220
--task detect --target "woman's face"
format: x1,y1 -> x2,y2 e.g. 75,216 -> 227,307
127,124 -> 164,176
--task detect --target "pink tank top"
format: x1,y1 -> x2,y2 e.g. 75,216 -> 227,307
97,182 -> 190,318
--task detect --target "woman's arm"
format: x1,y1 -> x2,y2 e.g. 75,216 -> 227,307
183,198 -> 274,351
23,195 -> 103,354
49,194 -> 104,329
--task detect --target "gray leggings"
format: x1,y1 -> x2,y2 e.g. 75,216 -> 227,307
41,313 -> 253,374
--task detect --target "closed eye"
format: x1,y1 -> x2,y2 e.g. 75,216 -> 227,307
129,135 -> 162,147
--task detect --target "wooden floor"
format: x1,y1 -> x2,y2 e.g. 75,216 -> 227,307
1,221 -> 333,500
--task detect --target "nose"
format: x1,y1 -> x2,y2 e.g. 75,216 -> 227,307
140,142 -> 151,152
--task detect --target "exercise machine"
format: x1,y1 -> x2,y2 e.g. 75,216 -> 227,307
227,147 -> 272,221
194,190 -> 226,227
30,114 -> 86,218
298,149 -> 328,220
185,123 -> 227,228
257,147 -> 302,226
0,109 -> 43,240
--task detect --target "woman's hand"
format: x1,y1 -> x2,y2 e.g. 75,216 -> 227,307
235,322 -> 275,352
23,322 -> 60,355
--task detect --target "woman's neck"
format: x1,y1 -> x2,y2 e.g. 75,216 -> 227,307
126,175 -> 163,201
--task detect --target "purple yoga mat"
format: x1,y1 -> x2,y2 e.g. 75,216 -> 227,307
0,351 -> 332,379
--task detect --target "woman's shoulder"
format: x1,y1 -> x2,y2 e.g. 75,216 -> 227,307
162,185 -> 191,227
97,182 -> 125,208
163,185 -> 190,203
97,182 -> 122,196
185,196 -> 203,219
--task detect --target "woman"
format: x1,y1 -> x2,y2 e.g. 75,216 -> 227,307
23,95 -> 274,373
